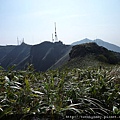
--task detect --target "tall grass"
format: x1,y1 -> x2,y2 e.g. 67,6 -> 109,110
0,65 -> 120,119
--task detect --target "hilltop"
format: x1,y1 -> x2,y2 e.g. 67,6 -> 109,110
60,42 -> 120,69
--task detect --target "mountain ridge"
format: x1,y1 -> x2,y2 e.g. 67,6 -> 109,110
0,39 -> 120,71
16,41 -> 71,71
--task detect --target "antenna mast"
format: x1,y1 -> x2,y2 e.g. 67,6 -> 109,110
54,22 -> 58,42
17,37 -> 19,45
52,33 -> 54,42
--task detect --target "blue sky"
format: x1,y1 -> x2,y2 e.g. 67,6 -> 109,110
0,0 -> 120,46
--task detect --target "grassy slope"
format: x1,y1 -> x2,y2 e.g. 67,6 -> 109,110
59,55 -> 112,71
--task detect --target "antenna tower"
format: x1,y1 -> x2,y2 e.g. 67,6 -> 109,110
54,22 -> 58,42
52,33 -> 54,42
17,37 -> 19,45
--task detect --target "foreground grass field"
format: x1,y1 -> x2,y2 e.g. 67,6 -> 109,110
0,65 -> 120,119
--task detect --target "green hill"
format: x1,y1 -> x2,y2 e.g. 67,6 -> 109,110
61,42 -> 120,69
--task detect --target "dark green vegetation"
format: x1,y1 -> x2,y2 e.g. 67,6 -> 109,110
0,65 -> 120,119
